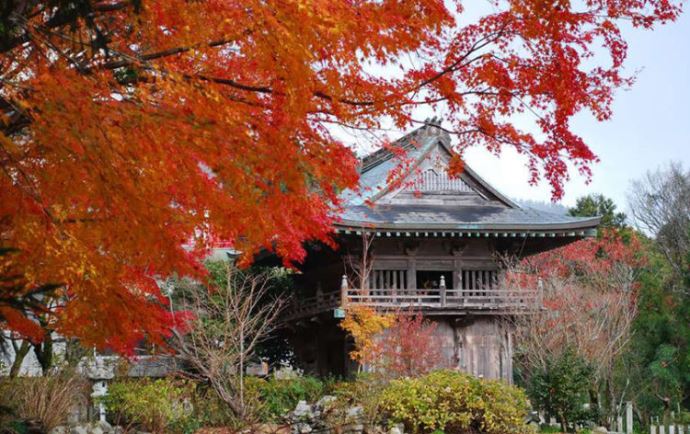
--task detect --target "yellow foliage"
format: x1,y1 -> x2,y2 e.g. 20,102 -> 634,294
339,306 -> 394,365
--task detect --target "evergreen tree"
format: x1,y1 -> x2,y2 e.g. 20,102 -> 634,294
568,194 -> 628,230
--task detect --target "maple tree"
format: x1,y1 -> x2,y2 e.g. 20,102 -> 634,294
510,229 -> 644,424
0,0 -> 681,351
372,313 -> 447,378
341,309 -> 446,377
340,306 -> 394,368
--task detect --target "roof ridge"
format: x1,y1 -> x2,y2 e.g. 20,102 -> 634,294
360,119 -> 450,172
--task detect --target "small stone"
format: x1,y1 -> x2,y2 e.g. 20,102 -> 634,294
92,420 -> 114,434
294,400 -> 313,419
343,423 -> 364,434
593,427 -> 608,434
345,406 -> 363,421
48,426 -> 68,434
388,425 -> 403,434
315,395 -> 337,408
297,423 -> 313,433
292,401 -> 314,421
69,424 -> 89,434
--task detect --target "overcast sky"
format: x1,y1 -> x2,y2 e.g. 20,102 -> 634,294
462,10 -> 690,213
339,8 -> 690,216
467,10 -> 690,214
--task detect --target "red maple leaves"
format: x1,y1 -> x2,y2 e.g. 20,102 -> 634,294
0,0 -> 679,350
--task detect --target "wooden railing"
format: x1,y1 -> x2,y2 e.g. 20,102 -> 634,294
345,288 -> 539,310
282,291 -> 341,322
282,285 -> 540,322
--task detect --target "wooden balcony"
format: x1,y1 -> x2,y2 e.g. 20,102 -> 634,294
282,282 -> 540,322
283,291 -> 341,323
345,288 -> 539,312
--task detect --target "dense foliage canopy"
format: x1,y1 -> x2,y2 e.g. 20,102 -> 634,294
0,0 -> 681,350
516,185 -> 690,428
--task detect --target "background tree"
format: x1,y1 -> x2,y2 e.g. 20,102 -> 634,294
512,230 -> 642,426
0,0 -> 681,350
170,262 -> 285,421
628,163 -> 690,280
617,165 -> 690,424
569,194 -> 628,230
340,307 -> 394,371
529,348 -> 594,433
371,313 -> 447,379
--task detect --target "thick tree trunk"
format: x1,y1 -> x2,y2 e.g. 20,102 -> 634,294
9,340 -> 30,377
64,338 -> 87,367
33,332 -> 53,375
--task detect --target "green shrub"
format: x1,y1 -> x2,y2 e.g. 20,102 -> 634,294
528,348 -> 593,431
245,375 -> 325,422
103,378 -> 197,433
326,373 -> 389,428
190,385 -> 240,428
379,370 -> 532,434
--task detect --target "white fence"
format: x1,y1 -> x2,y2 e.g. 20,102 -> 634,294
650,414 -> 690,434
544,402 -> 634,434
602,402 -> 634,434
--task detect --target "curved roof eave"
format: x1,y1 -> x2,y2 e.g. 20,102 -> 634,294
334,216 -> 602,233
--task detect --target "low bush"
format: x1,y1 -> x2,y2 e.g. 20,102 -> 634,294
0,370 -> 88,432
379,370 -> 533,434
528,348 -> 593,431
103,378 -> 198,434
324,372 -> 389,429
191,385 -> 240,428
245,375 -> 326,422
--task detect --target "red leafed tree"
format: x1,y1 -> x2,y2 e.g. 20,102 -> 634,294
0,1 -> 680,351
511,230 -> 644,413
371,313 -> 447,378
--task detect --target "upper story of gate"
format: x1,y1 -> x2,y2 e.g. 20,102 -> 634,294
282,121 -> 600,322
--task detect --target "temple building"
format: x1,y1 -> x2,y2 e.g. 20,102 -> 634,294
280,121 -> 600,381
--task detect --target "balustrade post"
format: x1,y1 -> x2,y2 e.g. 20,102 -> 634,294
440,275 -> 447,307
340,274 -> 349,307
537,277 -> 544,308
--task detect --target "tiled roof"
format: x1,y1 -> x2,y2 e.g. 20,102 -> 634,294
337,122 -> 600,233
339,204 -> 600,232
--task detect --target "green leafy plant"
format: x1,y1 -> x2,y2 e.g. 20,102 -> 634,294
244,375 -> 325,422
528,348 -> 593,433
325,373 -> 389,429
379,370 -> 532,434
103,378 -> 196,434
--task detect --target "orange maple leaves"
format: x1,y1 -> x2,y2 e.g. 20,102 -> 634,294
0,0 -> 680,350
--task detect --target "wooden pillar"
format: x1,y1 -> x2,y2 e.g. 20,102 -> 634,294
440,275 -> 447,307
340,274 -> 348,307
406,257 -> 417,290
